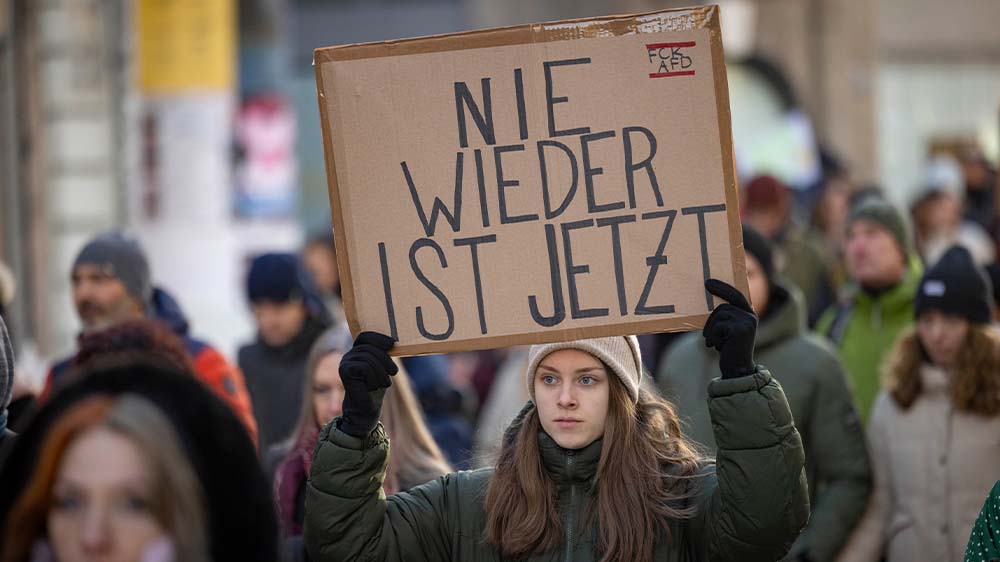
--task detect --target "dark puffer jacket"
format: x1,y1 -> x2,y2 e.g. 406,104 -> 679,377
304,369 -> 809,562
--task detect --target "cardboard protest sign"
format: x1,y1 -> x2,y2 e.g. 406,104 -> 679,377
315,4 -> 746,356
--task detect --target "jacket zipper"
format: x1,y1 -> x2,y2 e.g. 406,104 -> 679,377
564,451 -> 577,562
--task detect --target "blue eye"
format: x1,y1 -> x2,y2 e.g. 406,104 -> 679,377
542,375 -> 557,385
580,376 -> 595,385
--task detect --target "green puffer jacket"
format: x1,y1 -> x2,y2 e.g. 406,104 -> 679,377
658,280 -> 871,562
304,369 -> 809,562
816,258 -> 922,425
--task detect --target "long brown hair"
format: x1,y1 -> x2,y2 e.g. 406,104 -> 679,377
287,328 -> 451,492
3,395 -> 210,562
483,371 -> 705,562
884,325 -> 1000,415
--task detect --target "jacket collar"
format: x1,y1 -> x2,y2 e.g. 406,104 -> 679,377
920,363 -> 951,396
538,431 -> 603,484
847,256 -> 923,314
755,278 -> 805,350
256,314 -> 329,358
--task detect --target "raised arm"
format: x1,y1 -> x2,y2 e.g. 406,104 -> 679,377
303,332 -> 455,562
689,280 -> 810,561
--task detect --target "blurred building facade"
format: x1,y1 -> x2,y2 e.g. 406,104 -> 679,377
1,0 -> 998,364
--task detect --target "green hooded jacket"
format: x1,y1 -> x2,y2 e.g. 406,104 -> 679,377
658,280 -> 871,562
816,258 -> 922,424
304,369 -> 809,562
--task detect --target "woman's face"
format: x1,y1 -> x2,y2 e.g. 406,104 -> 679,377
917,309 -> 970,369
745,253 -> 770,317
48,426 -> 168,562
313,352 -> 345,428
303,244 -> 339,294
533,349 -> 610,450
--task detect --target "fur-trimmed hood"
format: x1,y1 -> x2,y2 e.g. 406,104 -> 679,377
0,361 -> 279,561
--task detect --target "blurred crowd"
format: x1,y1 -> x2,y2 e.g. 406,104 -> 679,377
1,144 -> 999,562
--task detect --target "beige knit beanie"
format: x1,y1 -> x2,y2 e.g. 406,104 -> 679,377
525,336 -> 643,404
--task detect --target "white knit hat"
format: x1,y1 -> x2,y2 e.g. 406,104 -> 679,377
525,336 -> 643,404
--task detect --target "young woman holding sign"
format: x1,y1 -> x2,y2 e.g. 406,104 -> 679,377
303,279 -> 809,562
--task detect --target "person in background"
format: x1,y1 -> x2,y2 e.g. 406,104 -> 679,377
239,252 -> 332,453
301,229 -> 468,464
473,347 -> 529,466
70,319 -> 196,374
0,259 -> 14,323
149,286 -> 258,437
301,230 -> 341,300
44,231 -> 258,440
272,328 -> 450,542
959,147 -> 998,232
817,195 -> 923,424
635,332 -> 685,375
910,155 -> 994,265
964,481 -> 1000,562
743,174 -> 836,326
301,230 -> 344,325
0,361 -> 279,562
0,266 -> 38,436
659,225 -> 871,562
985,263 -> 1000,322
809,171 -> 855,300
837,246 -> 1000,562
408,351 -> 474,469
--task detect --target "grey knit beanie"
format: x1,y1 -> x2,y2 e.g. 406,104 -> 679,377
847,195 -> 913,257
73,231 -> 152,306
526,336 -> 643,404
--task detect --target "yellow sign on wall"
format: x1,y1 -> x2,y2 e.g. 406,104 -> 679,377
135,0 -> 235,93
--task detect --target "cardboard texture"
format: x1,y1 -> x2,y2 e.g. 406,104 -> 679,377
314,5 -> 746,356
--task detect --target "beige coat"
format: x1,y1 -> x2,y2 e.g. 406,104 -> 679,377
837,365 -> 1000,562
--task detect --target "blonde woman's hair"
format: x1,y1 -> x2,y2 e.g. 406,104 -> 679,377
3,395 -> 210,562
288,328 -> 451,492
379,365 -> 453,493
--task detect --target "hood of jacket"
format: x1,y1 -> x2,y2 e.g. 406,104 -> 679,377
755,277 -> 806,351
0,362 -> 279,562
150,286 -> 190,337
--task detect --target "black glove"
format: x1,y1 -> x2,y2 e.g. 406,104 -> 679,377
338,331 -> 398,438
702,279 -> 758,379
